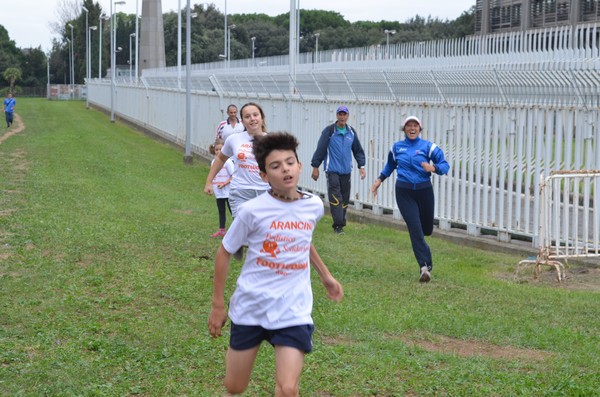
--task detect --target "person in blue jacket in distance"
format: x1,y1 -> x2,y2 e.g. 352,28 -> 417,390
370,116 -> 450,283
310,106 -> 366,235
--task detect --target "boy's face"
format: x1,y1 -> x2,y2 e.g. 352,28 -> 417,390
260,149 -> 302,192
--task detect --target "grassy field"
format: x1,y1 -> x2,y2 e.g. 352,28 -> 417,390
1,99 -> 599,396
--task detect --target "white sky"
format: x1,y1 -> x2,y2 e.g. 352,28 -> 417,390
1,0 -> 475,52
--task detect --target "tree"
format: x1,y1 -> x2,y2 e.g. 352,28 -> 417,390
21,47 -> 48,87
3,67 -> 22,93
453,6 -> 476,37
50,0 -> 83,36
0,25 -> 21,73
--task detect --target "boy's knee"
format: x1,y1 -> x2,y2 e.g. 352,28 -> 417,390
276,382 -> 299,397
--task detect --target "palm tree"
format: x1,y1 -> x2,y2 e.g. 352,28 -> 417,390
3,67 -> 22,94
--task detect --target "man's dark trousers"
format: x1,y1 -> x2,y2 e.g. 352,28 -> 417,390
327,173 -> 351,230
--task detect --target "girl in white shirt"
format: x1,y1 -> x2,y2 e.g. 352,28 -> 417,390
209,139 -> 234,238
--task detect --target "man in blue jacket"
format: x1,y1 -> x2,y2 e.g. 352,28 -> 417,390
311,106 -> 366,234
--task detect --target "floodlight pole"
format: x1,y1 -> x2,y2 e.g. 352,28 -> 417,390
129,33 -> 136,82
384,29 -> 396,59
99,14 -> 109,79
111,1 -> 126,123
83,6 -> 90,107
184,0 -> 193,164
68,23 -> 74,98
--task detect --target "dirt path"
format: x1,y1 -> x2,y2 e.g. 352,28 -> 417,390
0,113 -> 25,144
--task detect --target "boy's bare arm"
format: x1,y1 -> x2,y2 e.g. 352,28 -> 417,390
309,244 -> 343,302
208,244 -> 231,338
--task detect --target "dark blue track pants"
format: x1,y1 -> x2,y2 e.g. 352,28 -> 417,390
395,184 -> 435,271
326,173 -> 351,229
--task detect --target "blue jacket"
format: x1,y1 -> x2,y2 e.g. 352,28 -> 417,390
3,98 -> 16,113
311,123 -> 366,175
379,136 -> 449,188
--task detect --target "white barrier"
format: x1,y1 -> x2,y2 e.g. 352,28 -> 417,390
87,24 -> 600,248
516,170 -> 600,282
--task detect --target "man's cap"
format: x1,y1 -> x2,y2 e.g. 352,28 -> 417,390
336,106 -> 349,114
402,116 -> 421,128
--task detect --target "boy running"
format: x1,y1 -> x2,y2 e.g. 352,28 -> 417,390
208,132 -> 343,396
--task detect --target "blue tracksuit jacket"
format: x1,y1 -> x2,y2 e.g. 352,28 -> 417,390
379,136 -> 449,187
310,123 -> 366,175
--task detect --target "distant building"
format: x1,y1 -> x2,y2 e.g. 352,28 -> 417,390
475,0 -> 600,34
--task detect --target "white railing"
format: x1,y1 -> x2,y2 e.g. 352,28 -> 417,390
516,171 -> 600,281
144,23 -> 600,73
87,25 -> 600,251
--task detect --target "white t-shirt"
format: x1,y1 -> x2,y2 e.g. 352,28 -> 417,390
211,158 -> 234,199
216,119 -> 245,141
222,191 -> 324,329
221,131 -> 270,191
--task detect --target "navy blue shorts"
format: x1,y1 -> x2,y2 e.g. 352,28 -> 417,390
229,322 -> 315,353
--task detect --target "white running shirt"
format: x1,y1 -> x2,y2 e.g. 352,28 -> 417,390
222,192 -> 324,329
216,119 -> 245,141
211,158 -> 234,199
221,131 -> 270,191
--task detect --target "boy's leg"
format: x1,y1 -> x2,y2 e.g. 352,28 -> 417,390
274,346 -> 304,397
224,346 -> 260,395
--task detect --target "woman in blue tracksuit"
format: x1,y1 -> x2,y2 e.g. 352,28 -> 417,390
371,116 -> 449,283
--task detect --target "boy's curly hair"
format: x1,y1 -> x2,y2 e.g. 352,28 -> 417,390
252,132 -> 299,173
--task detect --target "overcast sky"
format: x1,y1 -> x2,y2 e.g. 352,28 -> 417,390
1,0 -> 475,52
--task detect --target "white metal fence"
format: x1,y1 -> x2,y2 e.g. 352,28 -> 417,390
87,23 -> 600,249
516,170 -> 600,281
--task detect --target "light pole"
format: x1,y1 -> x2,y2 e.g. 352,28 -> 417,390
177,0 -> 182,88
129,33 -> 136,82
251,36 -> 256,65
184,0 -> 192,164
296,0 -> 300,60
68,23 -> 74,98
99,14 -> 109,78
87,25 -> 97,108
314,32 -> 320,63
289,0 -> 297,96
82,6 -> 89,84
224,0 -> 227,68
110,0 -> 126,123
135,0 -> 140,83
384,29 -> 396,59
66,38 -> 72,92
227,24 -> 236,67
47,51 -> 51,100
178,3 -> 200,87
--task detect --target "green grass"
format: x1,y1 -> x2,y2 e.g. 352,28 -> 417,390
1,99 -> 599,396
